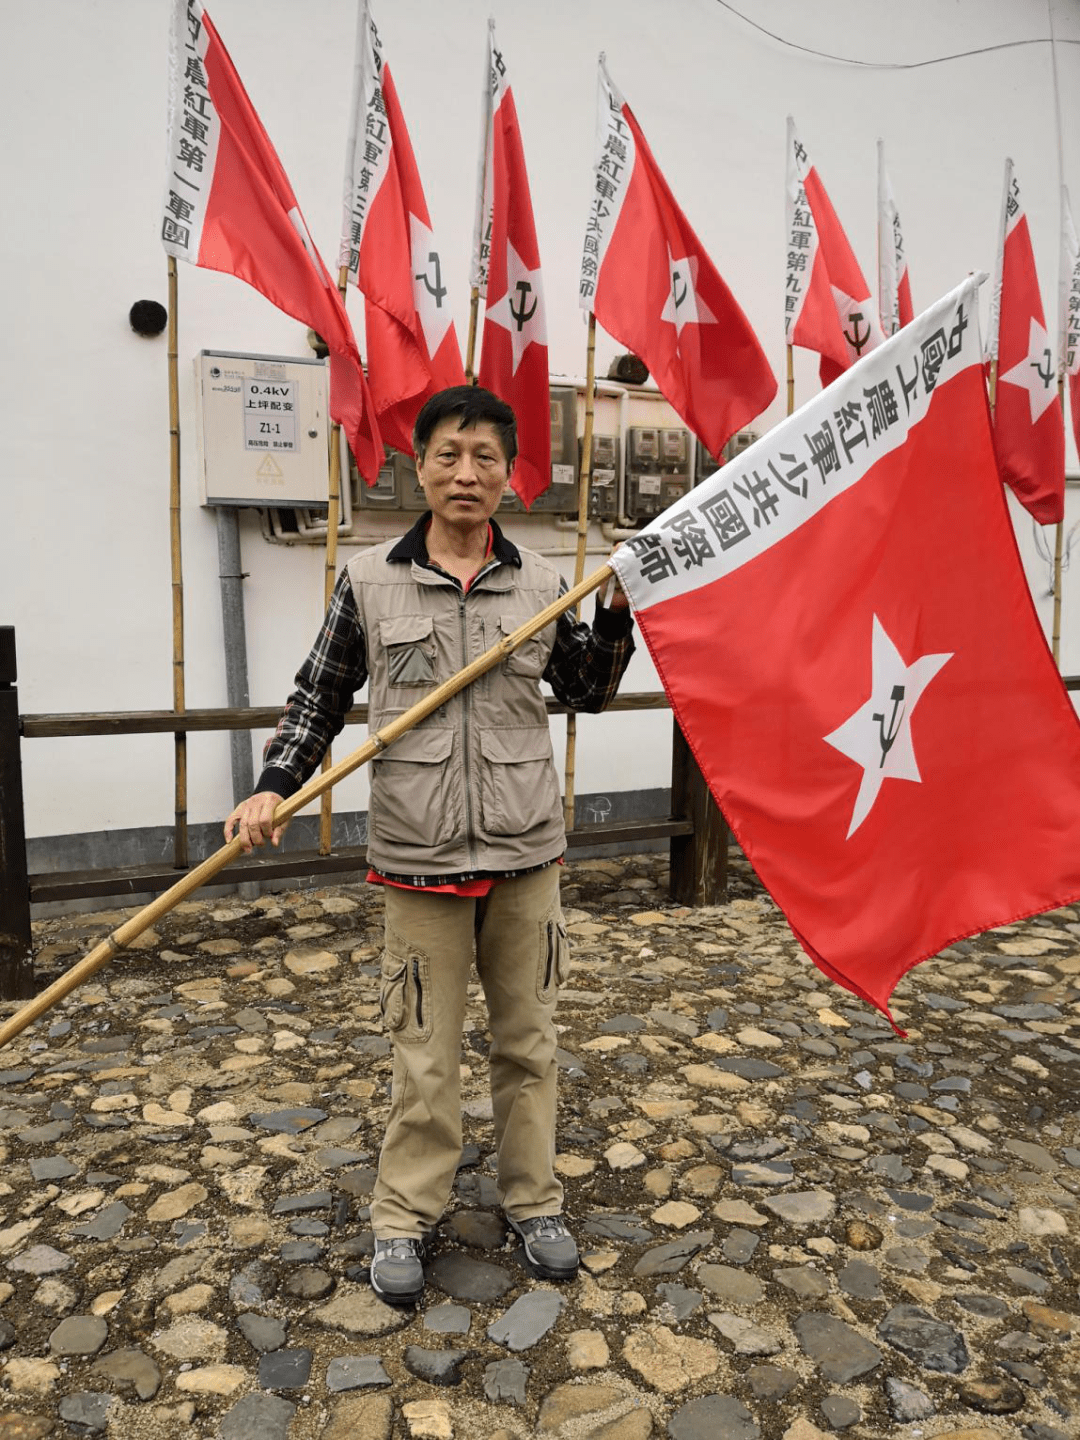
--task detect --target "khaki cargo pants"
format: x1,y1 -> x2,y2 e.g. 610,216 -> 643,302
371,863 -> 569,1238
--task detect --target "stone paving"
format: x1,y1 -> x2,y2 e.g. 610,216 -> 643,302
0,849 -> 1076,1439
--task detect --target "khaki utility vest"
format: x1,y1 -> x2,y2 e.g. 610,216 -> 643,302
347,541 -> 565,876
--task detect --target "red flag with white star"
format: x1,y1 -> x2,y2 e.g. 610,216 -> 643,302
339,1 -> 464,457
989,161 -> 1064,524
579,58 -> 775,462
162,0 -> 383,481
474,21 -> 550,508
787,118 -> 884,387
610,276 -> 1080,1024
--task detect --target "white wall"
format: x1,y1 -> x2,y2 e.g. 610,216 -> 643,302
4,0 -> 1079,841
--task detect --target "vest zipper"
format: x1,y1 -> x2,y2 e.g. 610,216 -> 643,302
412,957 -> 423,1029
458,590 -> 478,869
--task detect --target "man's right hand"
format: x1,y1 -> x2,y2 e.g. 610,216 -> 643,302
224,791 -> 288,853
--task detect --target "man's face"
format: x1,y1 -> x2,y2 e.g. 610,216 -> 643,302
416,418 -> 511,526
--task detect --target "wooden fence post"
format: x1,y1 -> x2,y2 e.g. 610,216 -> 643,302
0,629 -> 34,999
669,719 -> 728,906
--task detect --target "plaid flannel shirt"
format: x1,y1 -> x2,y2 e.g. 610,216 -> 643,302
257,516 -> 635,882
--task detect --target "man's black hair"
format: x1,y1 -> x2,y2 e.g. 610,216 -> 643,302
412,385 -> 518,465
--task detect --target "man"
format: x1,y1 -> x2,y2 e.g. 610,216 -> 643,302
225,385 -> 634,1305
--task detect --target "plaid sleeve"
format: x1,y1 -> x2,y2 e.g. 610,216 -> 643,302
256,570 -> 367,798
543,583 -> 635,713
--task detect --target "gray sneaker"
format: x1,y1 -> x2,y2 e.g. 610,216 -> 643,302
370,1237 -> 427,1305
507,1214 -> 579,1280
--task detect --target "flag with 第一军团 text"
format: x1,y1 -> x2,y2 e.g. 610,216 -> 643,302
610,274 -> 1080,1024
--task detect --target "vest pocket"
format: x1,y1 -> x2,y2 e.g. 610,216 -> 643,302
478,725 -> 558,837
370,725 -> 460,846
497,612 -> 553,678
379,614 -> 436,687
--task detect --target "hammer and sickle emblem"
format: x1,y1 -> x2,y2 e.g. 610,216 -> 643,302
509,280 -> 538,332
415,251 -> 446,308
672,270 -> 688,309
1032,347 -> 1054,389
871,684 -> 905,769
844,311 -> 871,356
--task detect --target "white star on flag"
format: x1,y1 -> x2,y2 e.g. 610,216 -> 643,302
485,240 -> 546,375
999,316 -> 1058,425
410,213 -> 454,360
823,616 -> 953,839
661,251 -> 717,346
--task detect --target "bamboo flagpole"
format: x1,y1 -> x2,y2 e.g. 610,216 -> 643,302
786,344 -> 795,417
167,256 -> 188,870
0,562 -> 615,1052
564,314 -> 598,832
465,286 -> 481,383
318,265 -> 353,855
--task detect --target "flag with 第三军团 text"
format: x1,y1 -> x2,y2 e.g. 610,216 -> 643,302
610,274 -> 1080,1025
474,19 -> 550,508
787,117 -> 884,387
579,56 -> 776,463
339,0 -> 464,458
162,0 -> 383,481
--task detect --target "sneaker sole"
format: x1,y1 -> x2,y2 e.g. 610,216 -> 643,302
522,1255 -> 579,1282
369,1272 -> 424,1307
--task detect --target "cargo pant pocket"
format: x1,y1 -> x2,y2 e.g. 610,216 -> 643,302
379,944 -> 433,1044
535,911 -> 570,1004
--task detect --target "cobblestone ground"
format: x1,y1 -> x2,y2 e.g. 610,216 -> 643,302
0,850 -> 1076,1440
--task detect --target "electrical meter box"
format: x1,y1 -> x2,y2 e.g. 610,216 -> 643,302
529,386 -> 579,514
581,432 -> 619,519
724,428 -> 757,463
627,423 -> 691,519
195,350 -> 329,507
351,448 -> 401,510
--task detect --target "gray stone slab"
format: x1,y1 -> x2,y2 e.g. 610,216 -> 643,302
258,1347 -> 312,1390
423,1303 -> 472,1335
58,1393 -> 112,1434
325,1355 -> 392,1392
49,1314 -> 108,1356
237,1313 -> 288,1353
483,1358 -> 529,1404
668,1394 -> 760,1440
219,1393 -> 297,1440
430,1252 -> 514,1303
794,1312 -> 883,1383
487,1291 -> 564,1351
876,1305 -> 970,1373
632,1230 -> 713,1277
69,1201 -> 132,1241
404,1346 -> 472,1386
29,1156 -> 78,1181
248,1108 -> 327,1134
88,1347 -> 161,1401
272,1190 -> 332,1215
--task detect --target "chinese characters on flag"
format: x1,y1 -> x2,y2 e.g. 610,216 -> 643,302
339,0 -> 464,457
162,0 -> 383,480
1060,186 -> 1080,465
611,276 -> 1080,1024
473,20 -> 551,508
579,57 -> 776,462
786,118 -> 884,387
988,160 -> 1064,525
877,140 -> 913,336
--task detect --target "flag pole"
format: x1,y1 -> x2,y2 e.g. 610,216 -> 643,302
167,256 -> 188,870
786,344 -> 795,416
0,561 -> 615,1052
1054,373 -> 1066,666
465,286 -> 480,383
564,313 -> 597,832
318,265 -> 353,855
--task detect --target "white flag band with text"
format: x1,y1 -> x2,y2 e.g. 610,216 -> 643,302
162,0 -> 220,261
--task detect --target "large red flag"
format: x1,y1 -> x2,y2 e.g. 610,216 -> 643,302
989,161 -> 1064,524
1059,186 -> 1080,462
339,0 -> 464,457
579,58 -> 775,462
787,118 -> 884,387
162,0 -> 383,481
611,276 -> 1080,1024
474,21 -> 550,509
877,140 -> 913,335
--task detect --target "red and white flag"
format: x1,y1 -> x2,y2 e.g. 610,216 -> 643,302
877,139 -> 913,335
988,160 -> 1064,524
1060,185 -> 1080,461
579,58 -> 776,462
787,117 -> 884,387
162,0 -> 383,481
339,0 -> 465,457
611,275 -> 1080,1023
473,20 -> 550,508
